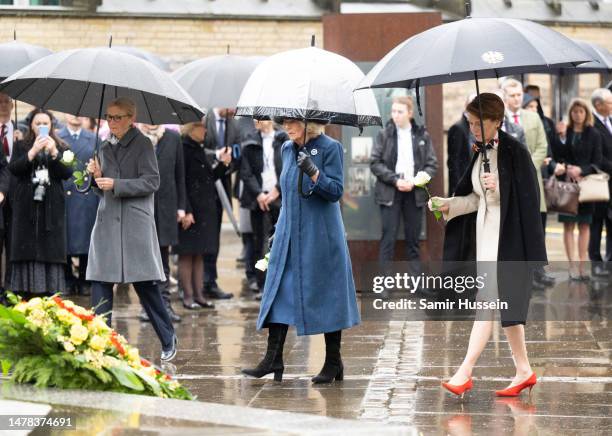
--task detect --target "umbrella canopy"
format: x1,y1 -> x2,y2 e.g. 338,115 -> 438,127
173,55 -> 264,109
359,17 -> 593,90
0,47 -> 204,125
0,40 -> 52,80
236,46 -> 381,129
112,45 -> 171,72
536,39 -> 612,75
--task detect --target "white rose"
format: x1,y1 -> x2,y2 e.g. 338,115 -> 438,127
62,150 -> 75,163
255,258 -> 268,272
413,171 -> 431,188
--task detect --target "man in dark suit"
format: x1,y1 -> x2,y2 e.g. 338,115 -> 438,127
59,115 -> 100,296
447,94 -> 474,195
240,121 -> 288,297
589,88 -> 612,276
139,124 -> 186,321
201,108 -> 239,299
370,96 -> 438,264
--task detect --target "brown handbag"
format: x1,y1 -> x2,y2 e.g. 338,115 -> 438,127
544,176 -> 580,215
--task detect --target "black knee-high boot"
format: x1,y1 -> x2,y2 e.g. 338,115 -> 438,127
312,330 -> 343,384
242,323 -> 288,381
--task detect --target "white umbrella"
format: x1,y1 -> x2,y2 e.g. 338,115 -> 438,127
236,44 -> 381,130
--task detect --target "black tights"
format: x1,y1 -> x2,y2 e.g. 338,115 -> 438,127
179,254 -> 204,304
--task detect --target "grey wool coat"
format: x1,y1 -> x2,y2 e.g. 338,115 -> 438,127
86,127 -> 165,284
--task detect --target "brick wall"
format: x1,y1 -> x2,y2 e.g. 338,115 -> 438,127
0,16 -> 323,69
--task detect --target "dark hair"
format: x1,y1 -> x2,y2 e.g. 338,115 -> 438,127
524,84 -> 540,94
23,108 -> 67,151
466,93 -> 505,123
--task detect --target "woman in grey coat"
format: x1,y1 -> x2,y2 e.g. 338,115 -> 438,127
86,97 -> 177,362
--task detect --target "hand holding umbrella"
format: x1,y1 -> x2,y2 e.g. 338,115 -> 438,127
297,151 -> 319,180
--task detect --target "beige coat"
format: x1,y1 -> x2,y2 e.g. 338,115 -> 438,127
519,110 -> 548,212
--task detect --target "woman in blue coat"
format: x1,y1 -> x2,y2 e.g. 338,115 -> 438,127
241,118 -> 360,384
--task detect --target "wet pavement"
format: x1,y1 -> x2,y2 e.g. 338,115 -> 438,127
1,221 -> 611,435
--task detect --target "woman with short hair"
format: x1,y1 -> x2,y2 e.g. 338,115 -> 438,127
86,97 -> 177,362
430,93 -> 547,398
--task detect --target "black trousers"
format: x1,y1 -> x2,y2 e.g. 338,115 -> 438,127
159,246 -> 171,302
91,281 -> 174,349
204,202 -> 223,287
379,190 -> 423,262
246,204 -> 280,286
589,202 -> 612,262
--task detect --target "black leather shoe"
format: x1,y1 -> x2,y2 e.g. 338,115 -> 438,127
592,265 -> 609,278
534,271 -> 556,287
165,302 -> 182,323
139,309 -> 150,322
532,279 -> 547,291
204,285 -> 233,300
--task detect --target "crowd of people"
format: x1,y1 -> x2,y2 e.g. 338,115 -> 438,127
0,78 -> 610,385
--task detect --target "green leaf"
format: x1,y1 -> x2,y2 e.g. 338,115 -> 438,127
134,369 -> 162,397
434,210 -> 442,221
1,359 -> 11,376
107,366 -> 145,391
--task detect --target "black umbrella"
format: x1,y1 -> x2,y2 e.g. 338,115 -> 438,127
358,5 -> 593,172
0,32 -> 52,128
0,37 -> 204,192
532,39 -> 612,118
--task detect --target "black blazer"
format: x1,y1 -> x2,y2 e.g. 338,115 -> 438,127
370,119 -> 438,207
443,130 -> 547,325
447,116 -> 471,195
593,116 -> 612,187
552,125 -> 602,176
239,129 -> 288,210
153,129 -> 186,247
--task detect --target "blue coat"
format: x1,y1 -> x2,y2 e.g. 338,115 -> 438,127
257,134 -> 360,336
58,127 -> 100,255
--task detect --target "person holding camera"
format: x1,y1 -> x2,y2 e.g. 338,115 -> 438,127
7,108 -> 72,297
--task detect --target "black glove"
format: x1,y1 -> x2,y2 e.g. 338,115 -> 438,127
297,151 -> 318,177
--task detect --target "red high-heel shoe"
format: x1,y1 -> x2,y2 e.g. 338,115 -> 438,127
495,373 -> 536,397
442,378 -> 473,398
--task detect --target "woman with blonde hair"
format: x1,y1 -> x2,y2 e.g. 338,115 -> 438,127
174,119 -> 231,309
241,117 -> 360,384
553,98 -> 602,280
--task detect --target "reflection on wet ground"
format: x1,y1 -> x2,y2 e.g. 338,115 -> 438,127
1,224 -> 611,434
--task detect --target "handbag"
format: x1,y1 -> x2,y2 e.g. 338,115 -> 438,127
578,167 -> 610,203
544,176 -> 580,215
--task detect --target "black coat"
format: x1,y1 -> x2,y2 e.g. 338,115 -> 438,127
239,129 -> 288,210
9,140 -> 73,263
593,116 -> 612,191
153,130 -> 186,247
443,131 -> 547,325
370,120 -> 438,207
447,116 -> 471,195
174,135 -> 229,255
551,126 -> 602,175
